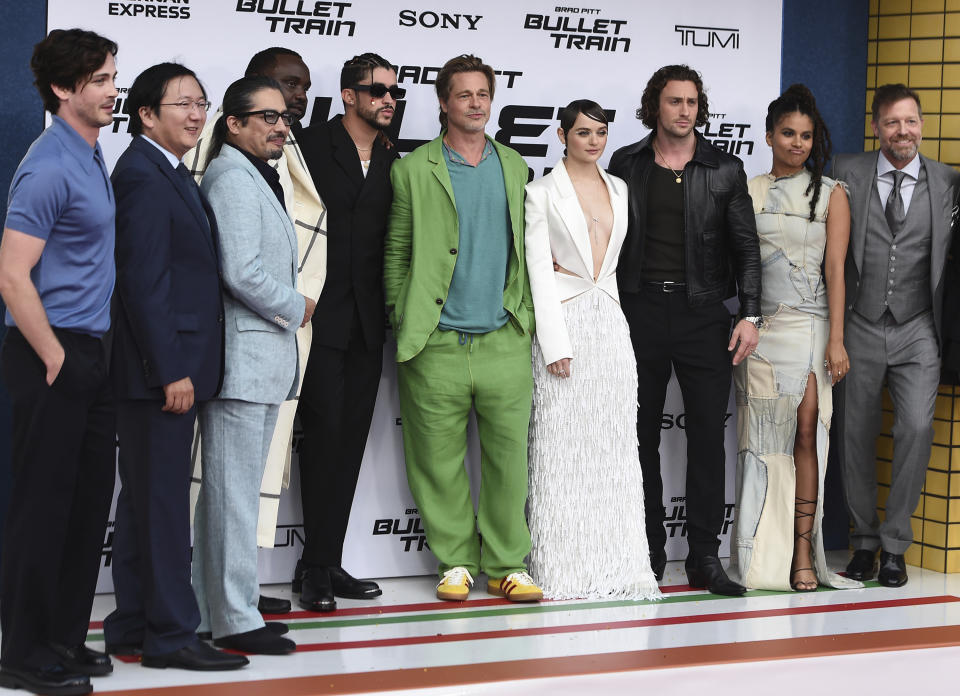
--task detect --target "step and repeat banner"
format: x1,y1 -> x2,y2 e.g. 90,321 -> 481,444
45,0 -> 783,590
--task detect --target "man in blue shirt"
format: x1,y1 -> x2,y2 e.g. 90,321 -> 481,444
0,28 -> 119,696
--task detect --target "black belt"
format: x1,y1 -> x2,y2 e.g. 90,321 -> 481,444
642,281 -> 687,293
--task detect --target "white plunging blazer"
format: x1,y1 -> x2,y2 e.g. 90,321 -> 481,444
524,158 -> 629,366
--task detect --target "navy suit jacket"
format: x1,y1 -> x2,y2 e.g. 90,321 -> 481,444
111,135 -> 224,401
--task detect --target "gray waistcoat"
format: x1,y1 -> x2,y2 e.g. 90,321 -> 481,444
854,166 -> 932,323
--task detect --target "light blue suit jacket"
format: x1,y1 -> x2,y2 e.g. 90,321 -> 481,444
201,143 -> 304,404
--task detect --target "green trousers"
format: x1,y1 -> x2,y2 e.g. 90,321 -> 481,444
397,323 -> 533,579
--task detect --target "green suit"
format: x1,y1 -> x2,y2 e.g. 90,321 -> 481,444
384,134 -> 535,578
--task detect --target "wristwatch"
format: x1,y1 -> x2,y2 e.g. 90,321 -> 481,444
742,315 -> 763,329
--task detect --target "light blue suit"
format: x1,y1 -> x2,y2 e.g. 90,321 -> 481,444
193,143 -> 303,637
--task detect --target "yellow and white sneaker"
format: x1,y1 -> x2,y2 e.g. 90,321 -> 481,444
436,566 -> 474,601
487,571 -> 543,602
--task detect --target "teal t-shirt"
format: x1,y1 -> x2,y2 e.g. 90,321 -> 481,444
438,139 -> 511,334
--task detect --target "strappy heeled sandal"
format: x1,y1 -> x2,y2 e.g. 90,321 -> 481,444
791,495 -> 818,592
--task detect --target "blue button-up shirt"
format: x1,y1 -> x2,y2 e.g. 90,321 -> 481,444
4,115 -> 116,336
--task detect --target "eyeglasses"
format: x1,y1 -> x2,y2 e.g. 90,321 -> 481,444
351,83 -> 406,100
160,100 -> 211,113
233,109 -> 295,126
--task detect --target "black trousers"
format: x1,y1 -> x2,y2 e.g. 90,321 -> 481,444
104,399 -> 200,656
297,314 -> 382,567
621,289 -> 733,560
0,327 -> 115,670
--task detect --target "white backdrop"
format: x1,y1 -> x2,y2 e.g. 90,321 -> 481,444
45,0 -> 783,590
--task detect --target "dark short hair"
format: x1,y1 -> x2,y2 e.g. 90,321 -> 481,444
871,83 -> 922,122
637,64 -> 709,130
31,28 -> 118,114
206,75 -> 282,167
559,99 -> 608,137
245,47 -> 302,78
340,52 -> 394,91
435,54 -> 495,129
127,63 -> 206,136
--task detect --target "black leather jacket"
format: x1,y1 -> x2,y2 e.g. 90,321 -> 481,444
609,130 -> 761,317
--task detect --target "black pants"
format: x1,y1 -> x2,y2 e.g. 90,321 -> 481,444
296,314 -> 382,567
621,289 -> 733,560
0,327 -> 115,670
104,399 -> 200,656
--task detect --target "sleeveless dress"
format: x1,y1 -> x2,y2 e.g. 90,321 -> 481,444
732,170 -> 861,591
524,162 -> 661,601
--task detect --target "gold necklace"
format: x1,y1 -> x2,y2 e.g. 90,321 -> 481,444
653,144 -> 684,184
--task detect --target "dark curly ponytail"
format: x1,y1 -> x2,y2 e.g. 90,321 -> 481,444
765,84 -> 832,221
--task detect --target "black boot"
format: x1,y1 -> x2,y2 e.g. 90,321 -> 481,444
685,556 -> 746,596
299,566 -> 336,612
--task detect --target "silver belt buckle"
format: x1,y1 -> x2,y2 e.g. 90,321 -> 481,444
662,281 -> 682,293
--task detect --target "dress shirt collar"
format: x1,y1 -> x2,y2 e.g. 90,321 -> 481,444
877,150 -> 921,181
139,134 -> 182,169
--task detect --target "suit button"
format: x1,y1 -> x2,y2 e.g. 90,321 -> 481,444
436,298 -> 443,305
218,313 -> 224,324
450,248 -> 457,255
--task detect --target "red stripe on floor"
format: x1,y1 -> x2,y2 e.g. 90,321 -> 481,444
88,583 -> 699,629
92,624 -> 960,695
290,595 -> 959,652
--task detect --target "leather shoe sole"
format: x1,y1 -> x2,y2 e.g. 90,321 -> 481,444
142,642 -> 249,671
0,665 -> 91,695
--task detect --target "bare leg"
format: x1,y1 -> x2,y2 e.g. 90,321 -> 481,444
792,373 -> 819,591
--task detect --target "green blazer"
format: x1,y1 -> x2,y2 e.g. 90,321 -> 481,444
385,134 -> 535,362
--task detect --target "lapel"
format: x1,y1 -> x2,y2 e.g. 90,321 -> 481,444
221,145 -> 298,267
427,136 -> 457,213
490,138 -> 525,262
132,136 -> 216,257
597,166 -> 626,280
548,159 -> 594,275
330,117 -> 365,193
846,152 -> 878,273
924,154 -> 950,293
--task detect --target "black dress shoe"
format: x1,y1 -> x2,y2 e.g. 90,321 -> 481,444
199,622 -> 289,641
141,640 -> 249,671
213,627 -> 296,655
685,556 -> 746,596
257,594 -> 291,614
650,548 -> 667,582
328,566 -> 383,599
299,567 -> 336,612
48,643 -> 112,677
292,559 -> 304,593
845,549 -> 878,581
0,664 -> 91,695
878,551 -> 908,587
103,642 -> 142,657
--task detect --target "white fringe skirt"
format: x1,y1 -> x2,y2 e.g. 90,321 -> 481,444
527,289 -> 661,601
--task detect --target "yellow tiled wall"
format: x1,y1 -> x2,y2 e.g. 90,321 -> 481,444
867,0 -> 960,165
869,1 -> 960,573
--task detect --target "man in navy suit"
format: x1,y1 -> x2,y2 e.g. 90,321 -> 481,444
103,63 -> 247,672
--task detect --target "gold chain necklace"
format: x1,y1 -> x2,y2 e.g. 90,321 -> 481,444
653,143 -> 685,184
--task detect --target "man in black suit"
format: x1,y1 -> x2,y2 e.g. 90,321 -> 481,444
103,62 -> 247,671
294,53 -> 401,611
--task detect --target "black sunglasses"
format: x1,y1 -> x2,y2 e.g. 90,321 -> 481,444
351,83 -> 406,100
234,109 -> 295,126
